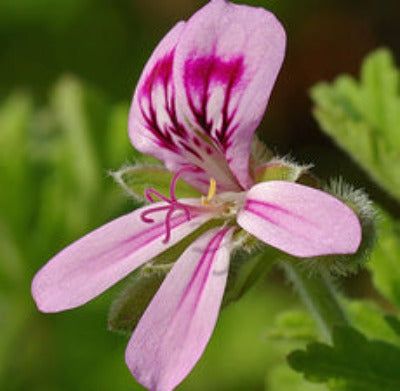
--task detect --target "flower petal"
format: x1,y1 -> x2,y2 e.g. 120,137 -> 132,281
128,22 -> 213,194
125,226 -> 234,391
237,181 -> 362,257
129,0 -> 286,193
31,202 -> 212,312
174,0 -> 286,190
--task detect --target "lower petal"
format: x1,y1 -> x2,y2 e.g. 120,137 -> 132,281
237,181 -> 361,257
125,226 -> 234,391
31,202 -> 212,312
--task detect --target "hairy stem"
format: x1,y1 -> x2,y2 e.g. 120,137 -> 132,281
281,260 -> 348,341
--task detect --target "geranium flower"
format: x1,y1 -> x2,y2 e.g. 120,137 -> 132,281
31,1 -> 362,390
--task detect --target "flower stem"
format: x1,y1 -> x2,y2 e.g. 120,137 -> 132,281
281,260 -> 349,341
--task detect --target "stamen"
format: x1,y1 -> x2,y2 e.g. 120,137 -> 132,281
141,165 -> 201,243
162,208 -> 175,244
140,205 -> 171,223
202,177 -> 217,205
145,188 -> 171,204
169,166 -> 199,201
207,178 -> 217,201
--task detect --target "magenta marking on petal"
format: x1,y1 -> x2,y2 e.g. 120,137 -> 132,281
193,137 -> 201,147
93,212 -> 192,265
205,146 -> 213,155
246,199 -> 294,216
244,204 -> 282,227
184,55 -> 244,152
138,51 -> 189,153
178,140 -> 204,161
244,201 -> 315,242
245,199 -> 314,226
175,227 -> 230,317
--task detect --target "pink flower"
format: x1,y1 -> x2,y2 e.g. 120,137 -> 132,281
31,1 -> 362,390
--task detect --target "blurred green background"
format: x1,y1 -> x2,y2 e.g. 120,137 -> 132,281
0,0 -> 399,390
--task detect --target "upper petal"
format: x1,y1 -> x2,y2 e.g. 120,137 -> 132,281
237,181 -> 362,257
128,22 -> 214,194
125,226 -> 234,391
129,1 -> 286,193
174,0 -> 286,190
31,202 -> 212,312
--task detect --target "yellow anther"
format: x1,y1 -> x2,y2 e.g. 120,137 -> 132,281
207,178 -> 217,201
201,178 -> 217,205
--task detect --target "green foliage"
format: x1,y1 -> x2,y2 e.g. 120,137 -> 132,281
311,48 -> 400,202
267,364 -> 328,391
288,326 -> 400,391
368,210 -> 400,309
268,309 -> 318,342
346,301 -> 400,345
385,315 -> 400,338
281,261 -> 348,341
0,78 -> 133,389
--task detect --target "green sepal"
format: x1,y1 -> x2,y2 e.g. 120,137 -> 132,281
222,235 -> 280,308
112,165 -> 201,202
254,159 -> 314,184
298,179 -> 376,277
107,267 -> 167,336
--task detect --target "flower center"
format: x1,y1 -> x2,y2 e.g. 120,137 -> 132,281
140,167 -> 245,243
140,166 -> 198,243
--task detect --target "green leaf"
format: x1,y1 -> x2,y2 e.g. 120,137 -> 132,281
288,326 -> 400,391
267,364 -> 328,391
268,309 -> 318,342
346,300 -> 400,345
268,299 -> 399,347
368,210 -> 400,309
385,315 -> 400,338
112,165 -> 201,202
310,48 -> 400,201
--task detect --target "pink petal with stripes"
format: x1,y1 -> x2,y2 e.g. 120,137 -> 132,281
129,0 -> 286,194
129,22 -> 215,194
31,202 -> 212,312
174,0 -> 286,190
237,181 -> 361,257
126,226 -> 234,391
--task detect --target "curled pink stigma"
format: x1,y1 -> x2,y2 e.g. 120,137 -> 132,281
169,166 -> 200,201
145,188 -> 171,204
140,166 -> 199,242
140,205 -> 172,223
